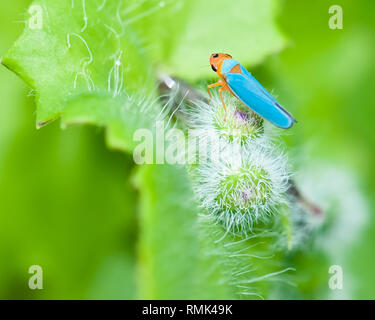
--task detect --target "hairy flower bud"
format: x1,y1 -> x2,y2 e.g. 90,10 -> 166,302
188,94 -> 290,236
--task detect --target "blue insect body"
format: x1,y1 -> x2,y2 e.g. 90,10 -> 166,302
209,53 -> 296,129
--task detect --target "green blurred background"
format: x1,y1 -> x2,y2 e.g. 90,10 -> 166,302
0,0 -> 374,299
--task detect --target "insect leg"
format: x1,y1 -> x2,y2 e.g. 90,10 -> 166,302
207,81 -> 223,99
218,87 -> 227,121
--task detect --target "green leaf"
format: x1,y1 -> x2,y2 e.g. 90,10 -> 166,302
2,0 -> 286,150
2,0 -> 186,151
0,123 -> 139,299
167,0 -> 287,80
61,92 -> 160,152
134,164 -> 200,299
133,164 -> 237,299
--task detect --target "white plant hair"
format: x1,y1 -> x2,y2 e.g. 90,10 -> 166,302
187,93 -> 270,148
187,91 -> 290,236
194,142 -> 289,236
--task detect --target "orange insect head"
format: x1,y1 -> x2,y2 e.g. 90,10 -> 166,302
210,53 -> 232,74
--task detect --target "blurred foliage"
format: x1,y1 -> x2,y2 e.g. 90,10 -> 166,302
274,0 -> 375,299
0,0 -> 138,299
168,0 -> 286,80
0,0 -> 374,299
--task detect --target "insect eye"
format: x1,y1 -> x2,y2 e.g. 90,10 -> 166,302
213,53 -> 219,58
211,64 -> 217,72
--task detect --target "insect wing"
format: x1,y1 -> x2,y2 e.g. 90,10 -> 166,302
226,70 -> 296,129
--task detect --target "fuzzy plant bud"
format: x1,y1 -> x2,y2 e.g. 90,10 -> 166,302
189,96 -> 265,145
188,93 -> 290,236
